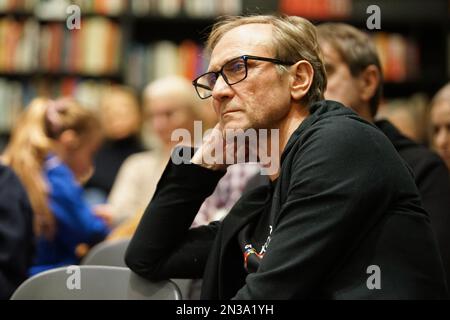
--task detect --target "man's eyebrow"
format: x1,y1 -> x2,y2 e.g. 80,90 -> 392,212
207,60 -> 223,73
207,55 -> 242,72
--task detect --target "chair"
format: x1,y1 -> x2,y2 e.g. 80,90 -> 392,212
81,239 -> 194,299
81,238 -> 130,267
10,265 -> 181,300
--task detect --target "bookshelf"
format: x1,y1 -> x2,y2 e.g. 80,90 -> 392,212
0,0 -> 449,139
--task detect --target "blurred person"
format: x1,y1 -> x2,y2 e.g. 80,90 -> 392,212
125,15 -> 447,299
430,83 -> 450,172
317,22 -> 450,287
85,85 -> 145,202
3,98 -> 110,275
378,94 -> 429,144
105,76 -> 198,227
379,103 -> 418,141
0,162 -> 34,299
105,75 -> 259,233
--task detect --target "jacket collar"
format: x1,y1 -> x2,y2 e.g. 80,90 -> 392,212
280,100 -> 356,165
220,182 -> 273,252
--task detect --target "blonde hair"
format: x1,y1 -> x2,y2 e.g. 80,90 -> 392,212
206,15 -> 327,106
2,97 -> 100,238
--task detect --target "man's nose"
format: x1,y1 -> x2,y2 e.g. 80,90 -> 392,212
211,75 -> 233,101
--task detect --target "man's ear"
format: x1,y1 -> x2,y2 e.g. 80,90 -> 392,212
59,129 -> 80,150
358,65 -> 380,103
290,60 -> 314,101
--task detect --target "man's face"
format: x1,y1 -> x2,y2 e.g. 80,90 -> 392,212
321,42 -> 363,111
208,23 -> 292,132
431,101 -> 450,170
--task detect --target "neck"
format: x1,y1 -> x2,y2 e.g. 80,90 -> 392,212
279,103 -> 310,156
354,104 -> 374,123
262,102 -> 310,181
53,144 -> 67,163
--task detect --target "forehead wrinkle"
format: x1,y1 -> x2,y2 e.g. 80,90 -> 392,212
208,24 -> 275,72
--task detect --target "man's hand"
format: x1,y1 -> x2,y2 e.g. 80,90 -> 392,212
191,123 -> 227,171
191,123 -> 258,171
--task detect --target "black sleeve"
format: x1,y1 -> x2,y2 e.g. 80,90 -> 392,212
233,120 -> 403,299
416,155 -> 450,285
0,165 -> 34,300
125,146 -> 226,280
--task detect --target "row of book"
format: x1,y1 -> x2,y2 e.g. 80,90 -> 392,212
0,0 -> 242,18
124,32 -> 422,90
0,77 -> 115,131
0,0 -> 35,13
130,0 -> 242,18
0,17 -> 122,75
0,0 -> 127,16
126,40 -> 206,90
0,78 -> 22,132
280,0 -> 352,19
372,32 -> 420,82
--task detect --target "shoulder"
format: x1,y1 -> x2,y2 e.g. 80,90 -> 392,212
0,164 -> 29,202
44,156 -> 80,197
0,163 -> 19,186
284,103 -> 410,187
124,150 -> 162,166
299,101 -> 385,146
301,112 -> 390,159
45,159 -> 75,182
401,143 -> 447,170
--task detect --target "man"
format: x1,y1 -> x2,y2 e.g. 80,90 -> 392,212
316,23 -> 450,289
0,163 -> 34,299
126,15 -> 448,299
430,83 -> 450,172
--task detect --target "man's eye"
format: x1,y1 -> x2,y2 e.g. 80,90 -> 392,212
226,61 -> 245,73
206,73 -> 217,84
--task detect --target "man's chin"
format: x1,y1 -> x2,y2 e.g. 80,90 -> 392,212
221,118 -> 251,132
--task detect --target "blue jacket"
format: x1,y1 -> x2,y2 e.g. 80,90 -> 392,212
30,156 -> 110,275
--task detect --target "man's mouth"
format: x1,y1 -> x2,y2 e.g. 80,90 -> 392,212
222,109 -> 241,117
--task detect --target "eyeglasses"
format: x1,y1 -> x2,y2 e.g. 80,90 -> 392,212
192,55 -> 295,99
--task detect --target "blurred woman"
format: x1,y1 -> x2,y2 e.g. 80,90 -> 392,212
3,98 -> 110,275
85,85 -> 145,202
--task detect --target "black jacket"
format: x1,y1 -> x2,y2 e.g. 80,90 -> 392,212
376,120 -> 450,288
0,164 -> 34,299
126,101 -> 448,299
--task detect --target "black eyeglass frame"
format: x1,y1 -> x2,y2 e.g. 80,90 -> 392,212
192,55 -> 295,99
